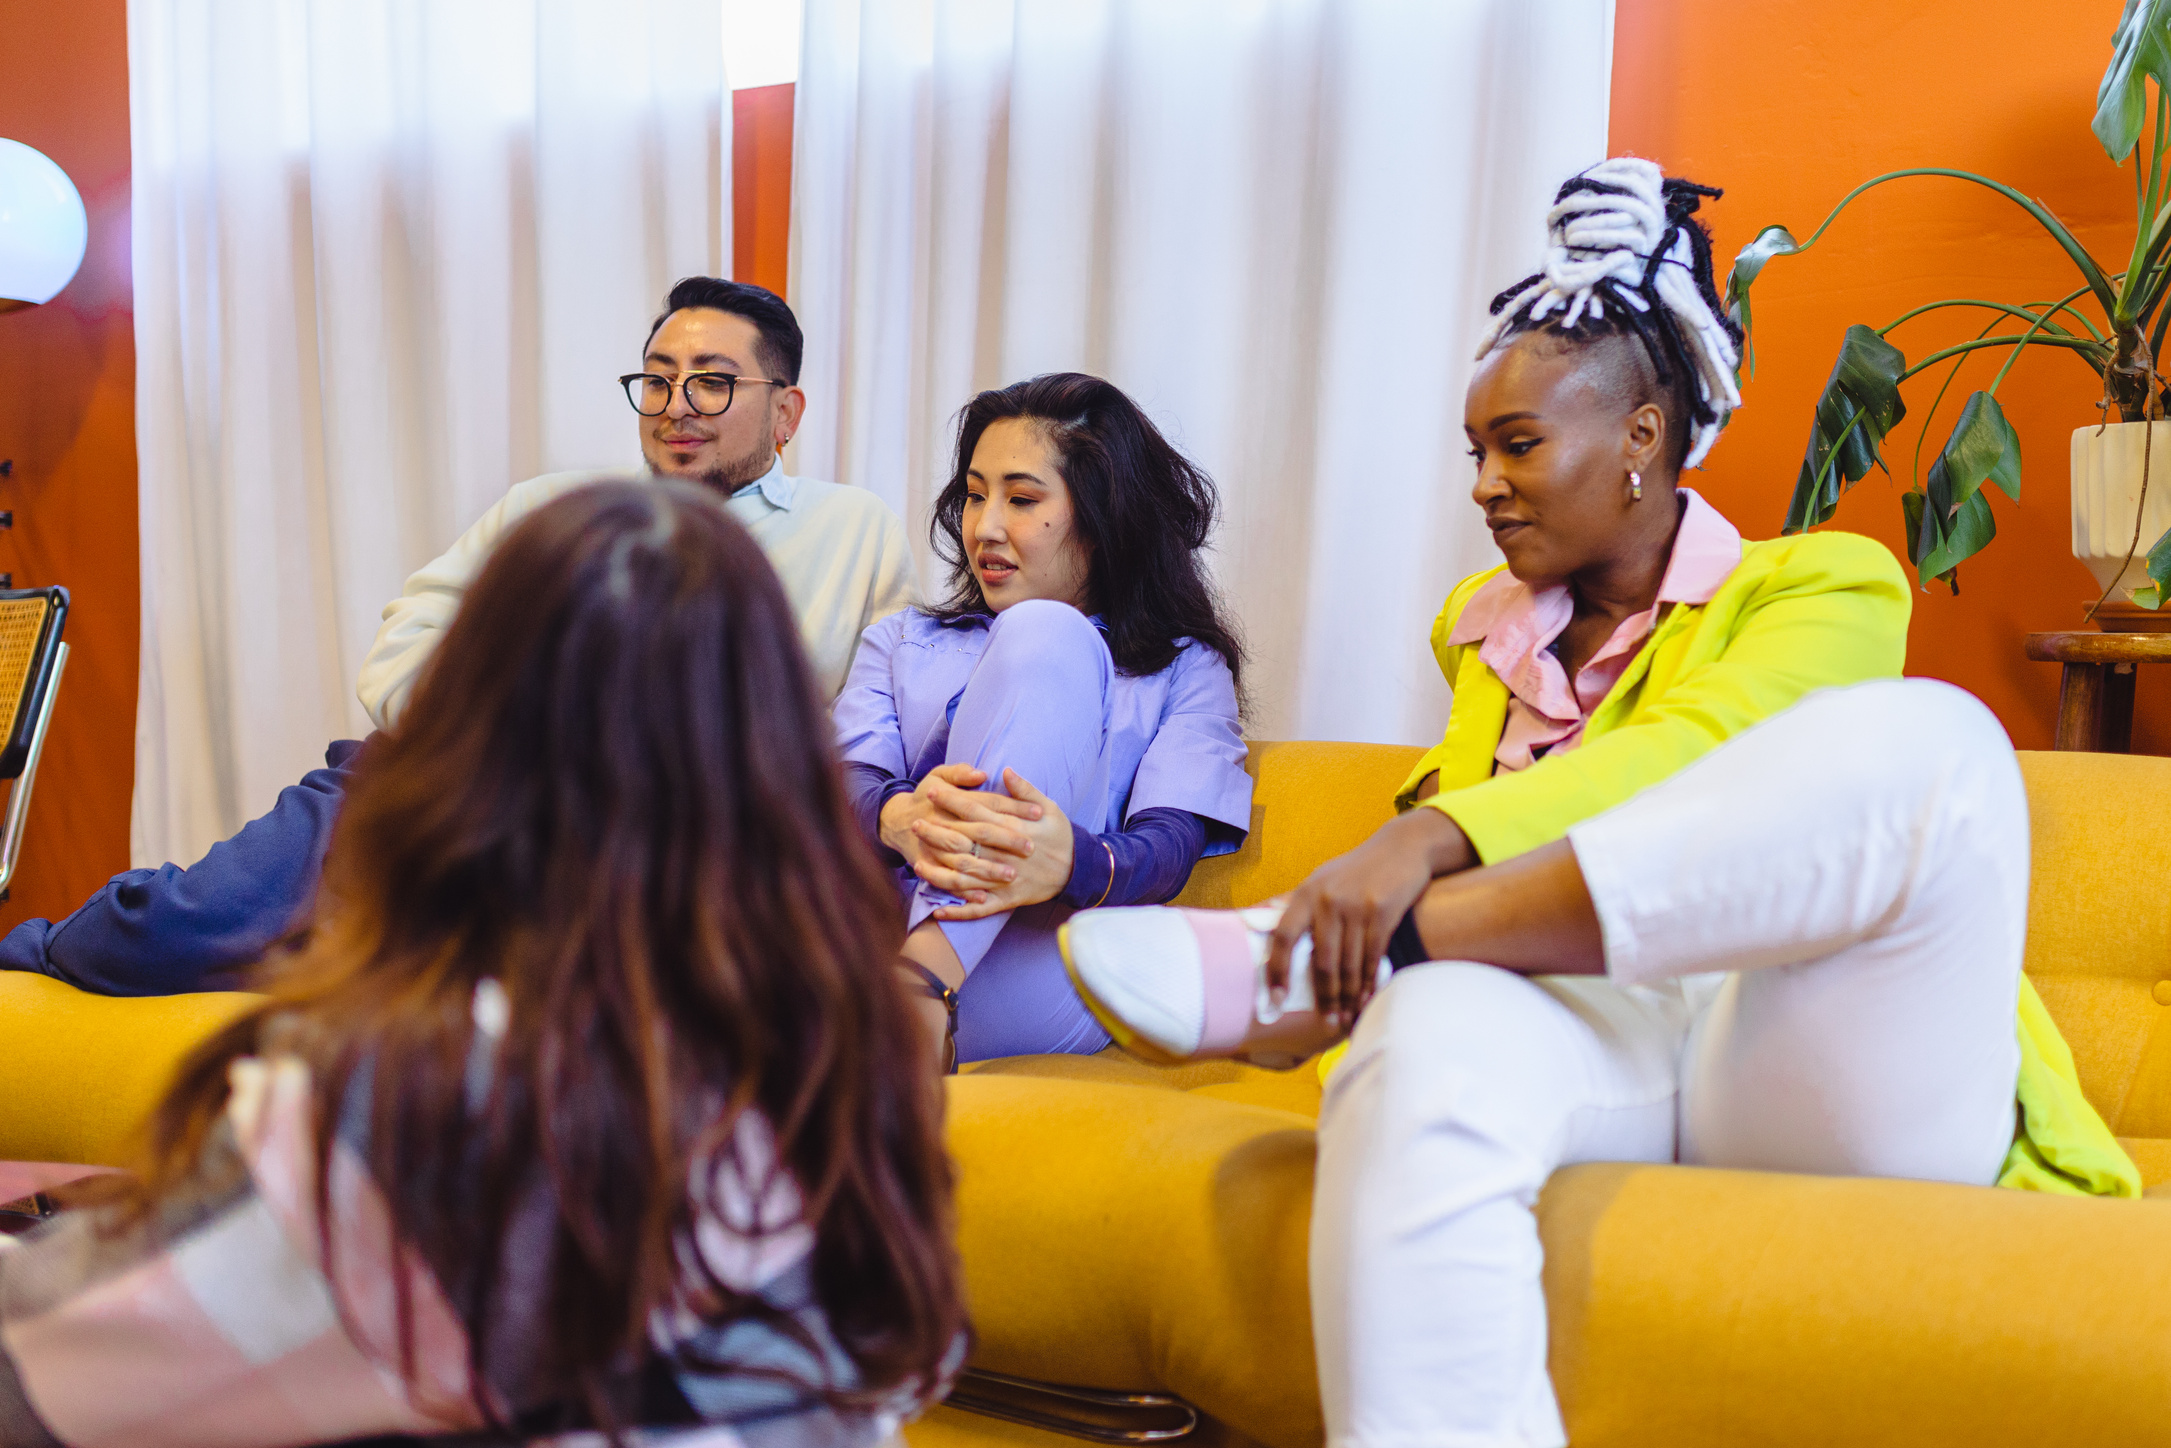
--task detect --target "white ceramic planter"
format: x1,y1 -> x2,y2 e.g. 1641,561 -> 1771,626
2072,421 -> 2171,599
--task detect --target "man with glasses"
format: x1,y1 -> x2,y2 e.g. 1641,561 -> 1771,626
0,280 -> 914,997
359,276 -> 914,721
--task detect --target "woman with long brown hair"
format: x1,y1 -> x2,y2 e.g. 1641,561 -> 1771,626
0,480 -> 964,1447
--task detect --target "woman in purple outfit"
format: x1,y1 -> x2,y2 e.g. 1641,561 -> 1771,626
833,373 -> 1251,1066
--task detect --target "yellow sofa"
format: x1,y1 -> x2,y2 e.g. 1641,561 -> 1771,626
924,742 -> 2171,1448
7,743 -> 2171,1448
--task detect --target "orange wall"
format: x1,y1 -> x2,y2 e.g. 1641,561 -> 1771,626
1612,0 -> 2163,751
733,83 -> 794,301
0,0 -> 138,929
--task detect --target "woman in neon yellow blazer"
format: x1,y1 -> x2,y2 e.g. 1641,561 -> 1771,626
1060,161 -> 2134,1448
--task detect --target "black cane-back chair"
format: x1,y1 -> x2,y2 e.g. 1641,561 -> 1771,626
0,586 -> 68,901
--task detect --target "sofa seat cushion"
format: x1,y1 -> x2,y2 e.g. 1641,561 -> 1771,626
947,1062 -> 2171,1448
945,1065 -> 1319,1448
1542,1160 -> 2171,1445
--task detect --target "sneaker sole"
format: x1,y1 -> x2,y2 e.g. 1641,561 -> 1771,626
1057,920 -> 1190,1065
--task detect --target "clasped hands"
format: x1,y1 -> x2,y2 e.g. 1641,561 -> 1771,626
879,764 -> 1075,921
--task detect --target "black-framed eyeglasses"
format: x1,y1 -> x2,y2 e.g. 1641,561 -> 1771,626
619,371 -> 786,417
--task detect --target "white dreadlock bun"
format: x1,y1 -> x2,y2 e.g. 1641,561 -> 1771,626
1475,157 -> 1742,470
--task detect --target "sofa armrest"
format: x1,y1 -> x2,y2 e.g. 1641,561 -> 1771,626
0,972 -> 260,1166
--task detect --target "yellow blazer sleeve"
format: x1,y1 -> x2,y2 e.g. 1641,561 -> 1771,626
1393,567 -> 1511,808
1424,532 -> 1911,863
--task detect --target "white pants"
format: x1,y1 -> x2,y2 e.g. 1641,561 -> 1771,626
1310,680 -> 2028,1448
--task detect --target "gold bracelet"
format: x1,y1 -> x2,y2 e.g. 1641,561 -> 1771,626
1089,839 -> 1116,908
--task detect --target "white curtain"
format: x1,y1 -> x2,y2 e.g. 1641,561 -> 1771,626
789,0 -> 1613,745
129,0 -> 728,867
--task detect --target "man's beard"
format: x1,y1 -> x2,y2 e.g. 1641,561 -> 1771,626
681,438 -> 777,496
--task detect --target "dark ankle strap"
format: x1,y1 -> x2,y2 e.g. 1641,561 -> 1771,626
899,958 -> 960,1074
901,958 -> 957,1006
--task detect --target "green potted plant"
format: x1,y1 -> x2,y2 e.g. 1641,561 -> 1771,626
1726,0 -> 2171,610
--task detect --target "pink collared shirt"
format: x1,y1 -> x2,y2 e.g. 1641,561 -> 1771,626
1448,488 -> 1744,773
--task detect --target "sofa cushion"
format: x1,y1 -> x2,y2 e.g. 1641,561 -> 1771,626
1540,1161 -> 2171,1445
944,1064 -> 1319,1448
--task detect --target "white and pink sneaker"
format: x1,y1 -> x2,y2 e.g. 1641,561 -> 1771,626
1058,902 -> 1389,1063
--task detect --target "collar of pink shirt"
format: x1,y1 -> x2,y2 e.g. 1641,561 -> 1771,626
1447,487 -> 1744,773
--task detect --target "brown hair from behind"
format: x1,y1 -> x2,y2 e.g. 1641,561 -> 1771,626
136,480 -> 961,1435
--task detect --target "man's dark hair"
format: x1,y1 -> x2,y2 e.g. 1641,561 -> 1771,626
926,372 -> 1246,688
645,277 -> 803,386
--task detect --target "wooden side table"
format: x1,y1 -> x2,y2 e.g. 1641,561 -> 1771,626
2024,631 -> 2171,751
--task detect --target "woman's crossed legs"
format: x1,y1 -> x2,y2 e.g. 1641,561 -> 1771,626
899,599 -> 1117,1060
1311,679 -> 2028,1448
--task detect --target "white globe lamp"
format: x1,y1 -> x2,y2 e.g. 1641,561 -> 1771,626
0,140 -> 87,313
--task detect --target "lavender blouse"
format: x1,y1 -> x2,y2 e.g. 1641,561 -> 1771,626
832,610 -> 1254,898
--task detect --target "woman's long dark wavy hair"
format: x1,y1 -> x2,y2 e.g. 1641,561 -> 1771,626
136,481 -> 962,1437
926,372 -> 1245,685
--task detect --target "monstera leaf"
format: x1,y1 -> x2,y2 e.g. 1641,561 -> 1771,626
1783,325 -> 1908,534
1910,391 -> 2023,589
2098,0 -> 2171,161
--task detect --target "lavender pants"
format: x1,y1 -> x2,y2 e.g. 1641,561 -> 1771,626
903,600 -> 1116,1062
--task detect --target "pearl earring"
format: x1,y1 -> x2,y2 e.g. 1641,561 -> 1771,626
1629,470 -> 1643,502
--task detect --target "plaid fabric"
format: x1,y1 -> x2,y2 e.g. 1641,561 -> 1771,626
0,1056 -> 925,1448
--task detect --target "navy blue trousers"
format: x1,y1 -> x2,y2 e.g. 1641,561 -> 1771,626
0,739 -> 366,995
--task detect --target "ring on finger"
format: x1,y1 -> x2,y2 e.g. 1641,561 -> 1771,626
970,840 -> 981,858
